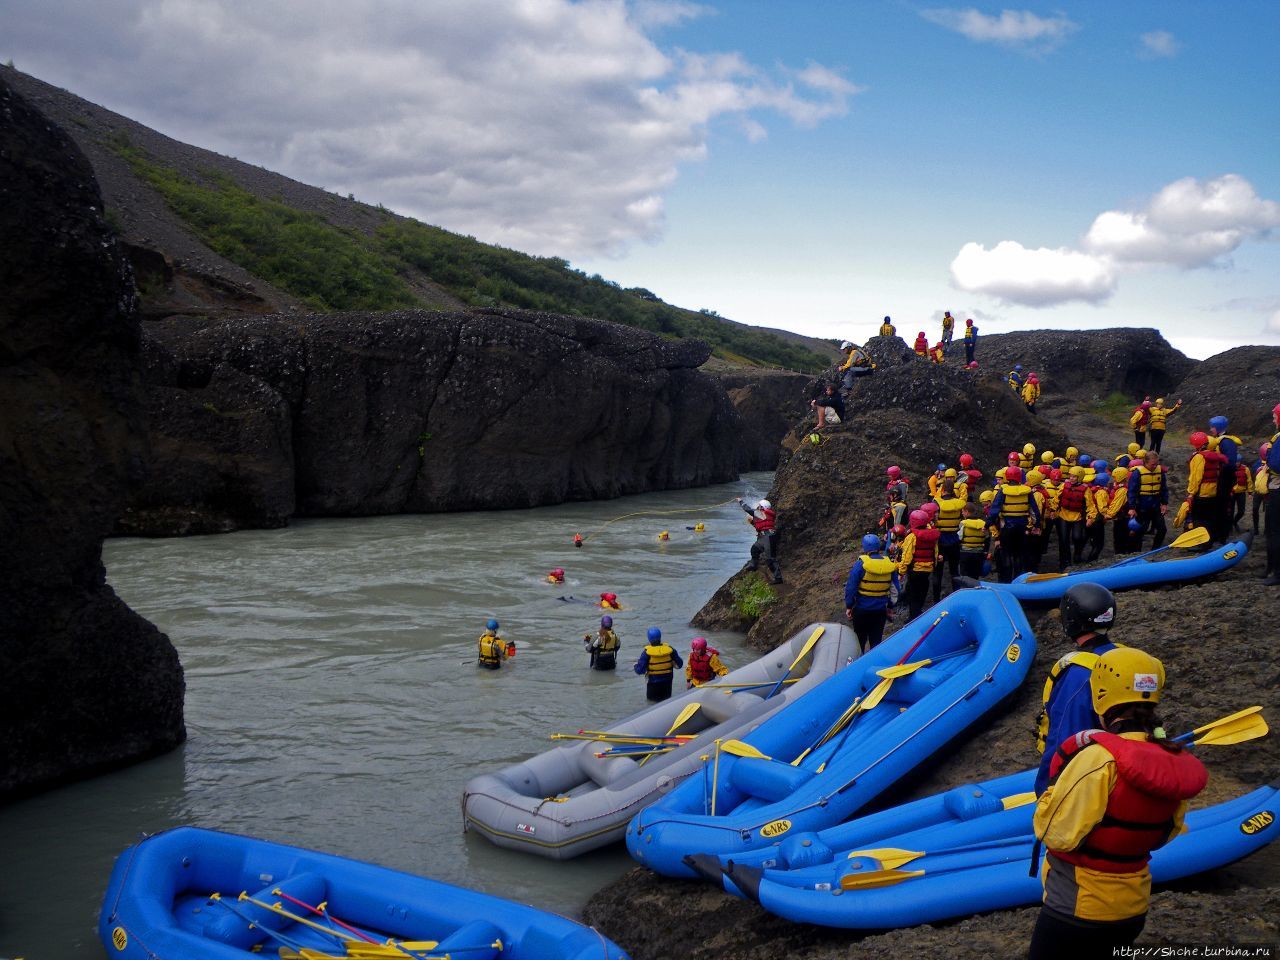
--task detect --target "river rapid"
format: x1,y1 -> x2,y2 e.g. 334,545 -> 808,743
0,476 -> 773,959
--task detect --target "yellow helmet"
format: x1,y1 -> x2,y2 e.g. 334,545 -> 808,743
1041,451 -> 1054,464
995,467 -> 1007,481
1070,465 -> 1086,479
1027,469 -> 1044,487
1091,647 -> 1165,716
1022,442 -> 1035,456
1066,446 -> 1079,459
979,489 -> 995,505
1112,466 -> 1129,483
944,467 -> 958,478
1127,442 -> 1141,456
1156,397 -> 1166,406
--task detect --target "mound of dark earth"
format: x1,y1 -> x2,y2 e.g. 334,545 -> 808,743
0,76 -> 184,798
1173,346 -> 1280,448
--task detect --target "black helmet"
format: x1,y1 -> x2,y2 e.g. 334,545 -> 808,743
1059,583 -> 1116,639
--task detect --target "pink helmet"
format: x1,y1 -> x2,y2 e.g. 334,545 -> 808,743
1007,451 -> 1020,464
886,465 -> 902,479
922,501 -> 940,517
691,636 -> 707,651
908,509 -> 929,529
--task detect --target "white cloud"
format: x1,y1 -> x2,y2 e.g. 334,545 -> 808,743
1083,174 -> 1280,267
1267,311 -> 1280,335
949,241 -> 1117,306
1138,30 -> 1181,59
4,0 -> 859,258
919,7 -> 1078,51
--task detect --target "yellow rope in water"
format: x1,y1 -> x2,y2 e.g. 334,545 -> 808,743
577,497 -> 742,542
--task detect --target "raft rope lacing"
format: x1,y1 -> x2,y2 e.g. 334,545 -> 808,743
106,831 -> 166,960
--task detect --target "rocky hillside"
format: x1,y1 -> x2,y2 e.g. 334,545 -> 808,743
1175,346 -> 1280,447
0,76 -> 184,798
716,370 -> 812,471
121,309 -> 743,535
1,66 -> 834,372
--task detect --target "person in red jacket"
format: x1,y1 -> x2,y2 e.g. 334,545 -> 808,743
1030,647 -> 1207,959
912,330 -> 929,356
896,509 -> 939,621
737,496 -> 782,584
1185,431 -> 1227,534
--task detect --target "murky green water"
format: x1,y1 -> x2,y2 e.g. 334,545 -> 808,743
0,476 -> 772,959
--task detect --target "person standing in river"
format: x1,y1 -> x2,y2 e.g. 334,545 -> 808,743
634,627 -> 683,701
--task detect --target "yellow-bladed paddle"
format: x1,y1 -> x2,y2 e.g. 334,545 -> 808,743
720,739 -> 771,760
875,659 -> 932,680
1114,525 -> 1210,566
641,702 -> 702,766
844,847 -> 924,870
1188,712 -> 1268,746
764,625 -> 825,699
1022,572 -> 1067,582
839,868 -> 926,890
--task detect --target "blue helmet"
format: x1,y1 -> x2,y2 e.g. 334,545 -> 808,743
1076,452 -> 1090,465
861,533 -> 881,552
936,462 -> 946,471
1128,518 -> 1143,532
1093,473 -> 1110,487
1092,458 -> 1109,470
601,615 -> 612,628
647,627 -> 662,642
1209,415 -> 1228,432
486,619 -> 499,630
1014,364 -> 1022,372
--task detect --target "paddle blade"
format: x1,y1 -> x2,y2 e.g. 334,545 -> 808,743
1002,791 -> 1038,810
721,739 -> 771,760
1170,526 -> 1211,549
787,625 -> 826,672
858,676 -> 893,712
667,702 -> 702,735
839,868 -> 926,890
1192,714 -> 1268,746
845,847 -> 923,870
877,659 -> 931,680
1189,705 -> 1263,736
1022,572 -> 1067,583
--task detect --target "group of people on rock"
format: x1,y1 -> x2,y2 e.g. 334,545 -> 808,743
827,313 -> 982,407
1005,365 -> 1042,413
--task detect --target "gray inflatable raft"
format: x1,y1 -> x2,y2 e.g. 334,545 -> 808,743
461,622 -> 859,859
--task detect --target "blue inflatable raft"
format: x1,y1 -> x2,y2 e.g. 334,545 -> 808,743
98,827 -> 627,960
707,772 -> 1280,928
954,537 -> 1249,604
625,589 -> 1034,878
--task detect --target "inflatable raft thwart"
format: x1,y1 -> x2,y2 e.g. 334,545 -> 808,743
463,623 -> 860,859
707,771 -> 1280,929
626,590 -> 1035,878
99,827 -> 627,960
954,535 -> 1250,604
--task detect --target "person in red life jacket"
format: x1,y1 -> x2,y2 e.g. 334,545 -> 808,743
583,615 -> 621,670
929,340 -> 945,363
1029,647 -> 1207,959
1231,458 -> 1250,533
685,636 -> 728,687
1129,399 -> 1152,449
599,591 -> 622,610
1252,441 -> 1271,536
844,533 -> 900,653
912,330 -> 929,356
1033,584 -> 1118,795
573,533 -> 584,548
1185,431 -> 1227,535
634,626 -> 683,702
989,466 -> 1040,583
897,509 -> 939,621
546,567 -> 566,584
1126,450 -> 1168,550
737,497 -> 782,584
887,522 -> 909,564
885,463 -> 910,503
1056,467 -> 1089,568
1207,415 -> 1242,546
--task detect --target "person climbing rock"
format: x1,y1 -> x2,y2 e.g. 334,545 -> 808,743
941,310 -> 955,346
957,502 -> 990,579
1207,415 -> 1242,546
1129,400 -> 1152,449
685,636 -> 728,687
634,627 -> 683,702
738,497 -> 782,584
963,318 -> 978,364
1126,450 -> 1169,551
837,341 -> 874,394
811,381 -> 845,430
477,619 -> 512,670
1021,373 -> 1041,414
1146,398 -> 1181,453
546,567 -> 566,584
897,509 -> 939,621
989,465 -> 1039,582
1185,431 -> 1227,535
1006,365 -> 1024,393
879,315 -> 896,337
844,533 -> 899,653
1029,648 -> 1207,960
599,592 -> 622,610
584,615 -> 621,670
913,330 -> 929,356
1033,583 -> 1119,795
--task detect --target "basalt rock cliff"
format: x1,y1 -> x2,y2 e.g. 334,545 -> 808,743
0,76 -> 185,798
716,370 -> 811,471
122,309 -> 743,534
1173,346 -> 1280,447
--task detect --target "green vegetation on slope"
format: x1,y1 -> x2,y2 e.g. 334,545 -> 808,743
113,138 -> 828,369
1091,391 -> 1138,426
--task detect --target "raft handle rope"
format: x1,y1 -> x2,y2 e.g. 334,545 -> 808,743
574,497 -> 741,542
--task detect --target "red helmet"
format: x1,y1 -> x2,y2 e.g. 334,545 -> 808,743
553,568 -> 564,576
966,318 -> 973,326
891,523 -> 908,538
959,453 -> 974,468
1028,374 -> 1039,384
886,465 -> 902,479
1141,400 -> 1151,408
922,501 -> 940,517
908,509 -> 929,529
1007,451 -> 1020,464
1049,468 -> 1062,482
1189,431 -> 1208,450
691,636 -> 707,651
1005,466 -> 1024,483
601,592 -> 617,602
918,331 -> 926,337
1273,403 -> 1280,418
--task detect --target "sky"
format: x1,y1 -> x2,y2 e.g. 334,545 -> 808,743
5,1 -> 1279,360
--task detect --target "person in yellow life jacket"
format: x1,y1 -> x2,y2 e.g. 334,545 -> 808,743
1185,431 -> 1228,535
844,534 -> 900,652
634,626 -> 683,702
584,615 -> 621,670
1018,443 -> 1037,471
1126,450 -> 1169,550
989,465 -> 1040,583
1021,373 -> 1041,414
685,636 -> 728,687
1029,648 -> 1207,960
912,331 -> 929,356
837,341 -> 874,394
1006,364 -> 1024,392
956,502 -> 990,579
898,509 -> 939,621
1024,468 -> 1050,573
927,463 -> 948,498
929,341 -> 945,364
1064,446 -> 1079,468
1056,467 -> 1089,570
1129,400 -> 1152,448
945,467 -> 968,502
1104,466 -> 1132,554
600,592 -> 622,610
941,310 -> 955,346
477,619 -> 513,670
932,481 -> 966,601
546,567 -> 566,584
1146,397 -> 1181,453
1038,468 -> 1063,569
879,315 -> 896,337
1083,473 -> 1110,562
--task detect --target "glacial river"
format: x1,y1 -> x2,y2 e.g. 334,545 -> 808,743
0,475 -> 773,959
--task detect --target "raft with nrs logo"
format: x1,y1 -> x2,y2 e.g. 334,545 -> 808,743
1240,810 -> 1273,835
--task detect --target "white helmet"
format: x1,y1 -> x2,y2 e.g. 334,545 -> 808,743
758,499 -> 772,510
840,340 -> 853,351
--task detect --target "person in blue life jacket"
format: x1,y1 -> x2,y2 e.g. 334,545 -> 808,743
844,533 -> 900,653
964,318 -> 978,364
634,626 -> 683,702
1034,584 -> 1119,795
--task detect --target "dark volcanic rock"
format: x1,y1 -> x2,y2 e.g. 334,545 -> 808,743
1174,346 -> 1280,448
0,76 -> 184,798
977,328 -> 1196,403
123,309 -> 742,532
717,371 -> 811,470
